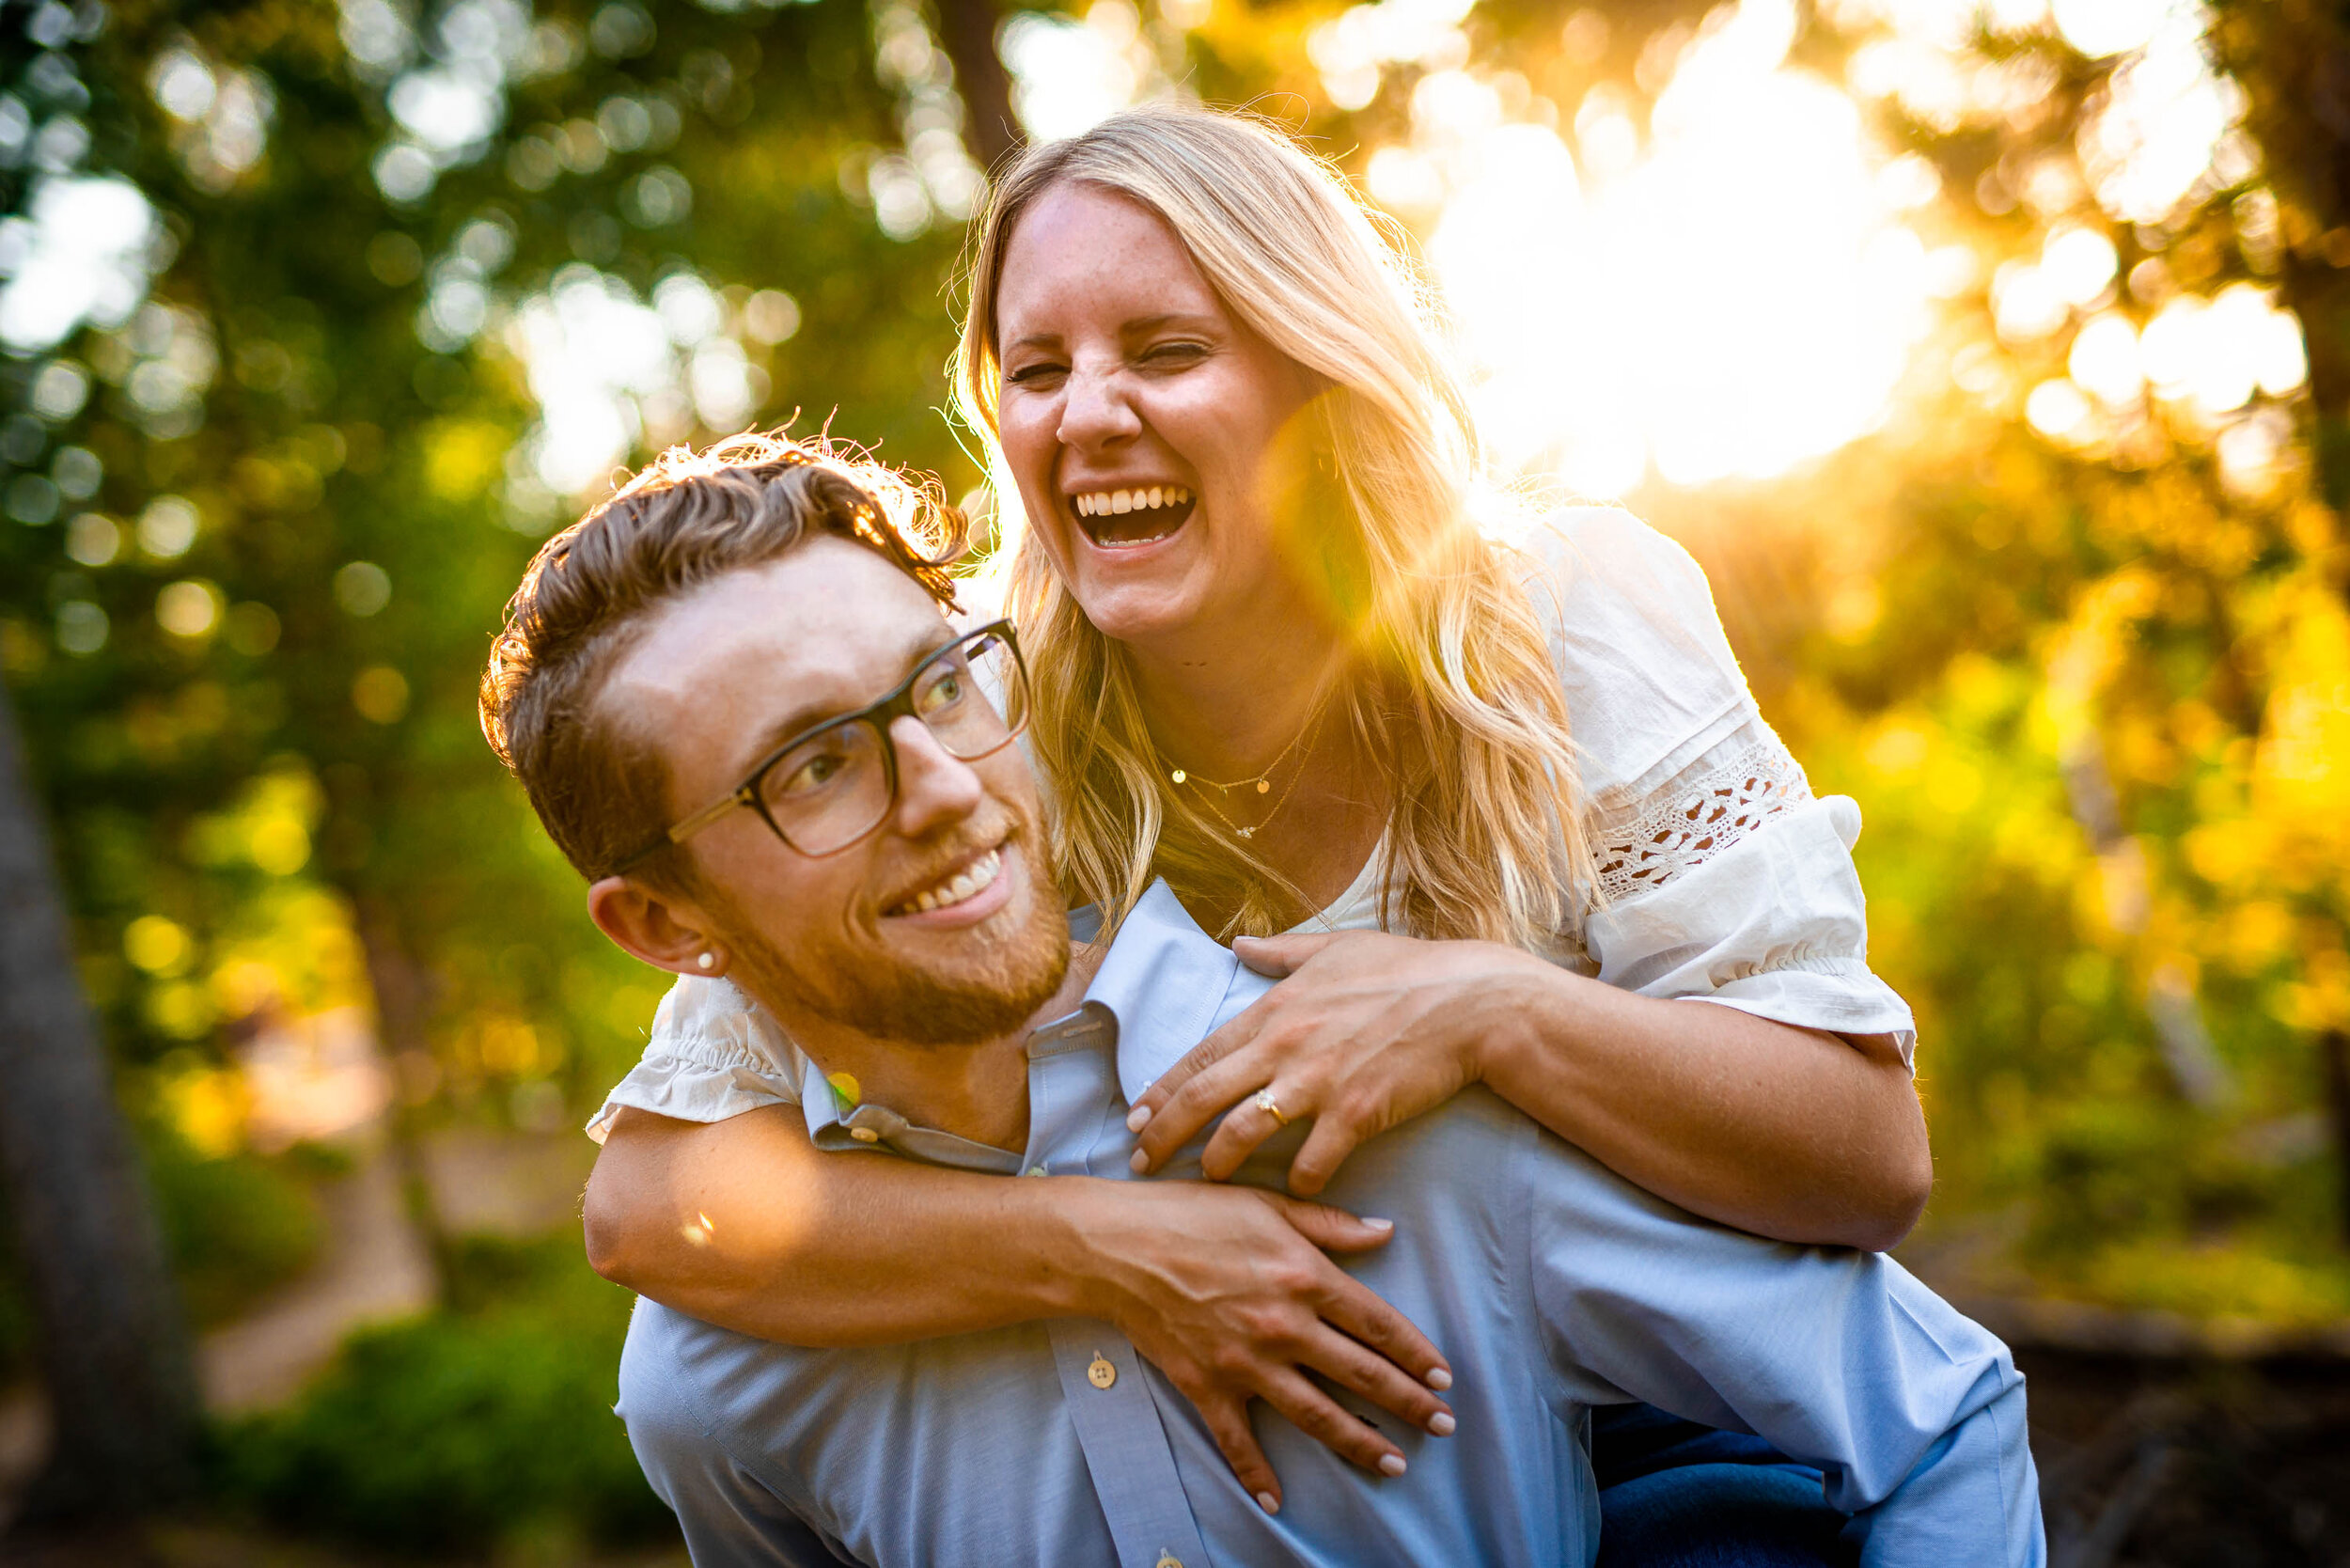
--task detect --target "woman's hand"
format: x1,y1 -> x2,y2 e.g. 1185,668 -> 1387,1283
1126,931 -> 1546,1195
1061,1176 -> 1454,1512
1125,928 -> 1934,1252
587,1106 -> 1452,1512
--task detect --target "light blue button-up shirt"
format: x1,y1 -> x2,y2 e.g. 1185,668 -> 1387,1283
618,883 -> 2044,1567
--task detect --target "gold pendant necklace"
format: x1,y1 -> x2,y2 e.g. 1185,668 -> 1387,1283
1162,683 -> 1333,842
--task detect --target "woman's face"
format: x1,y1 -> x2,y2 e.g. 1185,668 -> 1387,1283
993,180 -> 1321,653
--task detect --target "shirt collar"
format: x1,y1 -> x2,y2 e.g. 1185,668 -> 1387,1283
791,1055 -> 1015,1173
791,1001 -> 1115,1174
1081,880 -> 1245,1106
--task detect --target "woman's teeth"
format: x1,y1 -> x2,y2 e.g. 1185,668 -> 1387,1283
902,849 -> 1002,914
1073,485 -> 1193,517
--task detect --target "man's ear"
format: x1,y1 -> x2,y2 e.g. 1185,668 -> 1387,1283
588,875 -> 725,978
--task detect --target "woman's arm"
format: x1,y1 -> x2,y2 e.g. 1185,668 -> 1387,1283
584,1103 -> 1456,1508
1126,932 -> 1932,1251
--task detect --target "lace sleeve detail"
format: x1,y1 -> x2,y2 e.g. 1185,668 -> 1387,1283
1590,730 -> 1814,905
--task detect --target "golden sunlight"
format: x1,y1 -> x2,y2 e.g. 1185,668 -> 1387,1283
1417,0 -> 1932,494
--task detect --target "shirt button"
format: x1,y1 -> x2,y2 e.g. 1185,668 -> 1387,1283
1024,1165 -> 1048,1177
849,1126 -> 880,1143
1155,1555 -> 1183,1568
1087,1353 -> 1118,1390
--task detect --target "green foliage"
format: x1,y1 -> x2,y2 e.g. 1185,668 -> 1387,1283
0,1120 -> 321,1385
212,1235 -> 670,1555
145,1121 -> 324,1326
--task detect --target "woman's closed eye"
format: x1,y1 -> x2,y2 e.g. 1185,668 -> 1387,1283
1139,341 -> 1209,370
1005,360 -> 1068,388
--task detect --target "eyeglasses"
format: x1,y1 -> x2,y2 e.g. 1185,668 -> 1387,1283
613,620 -> 1033,872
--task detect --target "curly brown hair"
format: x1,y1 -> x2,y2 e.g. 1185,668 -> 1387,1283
480,431 -> 965,888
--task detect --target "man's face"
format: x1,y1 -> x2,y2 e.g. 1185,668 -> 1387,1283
603,536 -> 1069,1046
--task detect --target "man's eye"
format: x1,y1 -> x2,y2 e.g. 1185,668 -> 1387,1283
915,666 -> 966,715
776,748 -> 852,797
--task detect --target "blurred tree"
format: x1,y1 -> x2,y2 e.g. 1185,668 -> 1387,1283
0,682 -> 196,1517
937,0 -> 1022,164
2216,0 -> 2350,506
0,0 -> 988,1363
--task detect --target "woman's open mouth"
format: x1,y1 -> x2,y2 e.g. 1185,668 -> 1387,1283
1070,485 -> 1197,548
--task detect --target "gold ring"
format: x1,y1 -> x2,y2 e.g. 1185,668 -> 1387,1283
1253,1089 -> 1289,1128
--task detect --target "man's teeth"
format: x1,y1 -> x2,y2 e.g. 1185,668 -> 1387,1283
904,849 -> 1002,914
1073,485 -> 1193,518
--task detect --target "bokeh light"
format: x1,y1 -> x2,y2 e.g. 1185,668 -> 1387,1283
0,176 -> 158,354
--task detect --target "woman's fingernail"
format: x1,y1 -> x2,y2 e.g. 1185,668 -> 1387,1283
1255,1491 -> 1279,1515
1128,1150 -> 1149,1173
1428,1412 -> 1455,1436
1377,1454 -> 1407,1478
1425,1369 -> 1452,1391
1126,1105 -> 1152,1132
1362,1216 -> 1394,1232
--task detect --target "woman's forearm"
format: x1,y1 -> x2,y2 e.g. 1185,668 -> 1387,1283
583,1101 -> 1459,1500
584,1104 -> 1099,1343
1480,971 -> 1932,1250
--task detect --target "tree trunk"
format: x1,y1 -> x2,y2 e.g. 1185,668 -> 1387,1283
0,684 -> 197,1519
934,0 -> 1022,170
2323,1028 -> 2350,1249
347,890 -> 452,1300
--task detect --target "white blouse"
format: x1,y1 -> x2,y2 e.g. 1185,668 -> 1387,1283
587,507 -> 1916,1143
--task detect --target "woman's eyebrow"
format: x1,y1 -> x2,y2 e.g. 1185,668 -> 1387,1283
1121,312 -> 1219,337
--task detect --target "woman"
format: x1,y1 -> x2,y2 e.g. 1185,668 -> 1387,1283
584,104 -> 1928,1556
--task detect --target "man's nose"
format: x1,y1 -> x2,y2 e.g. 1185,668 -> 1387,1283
1056,361 -> 1142,451
888,714 -> 986,837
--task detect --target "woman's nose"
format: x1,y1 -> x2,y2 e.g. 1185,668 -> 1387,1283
1056,363 -> 1142,451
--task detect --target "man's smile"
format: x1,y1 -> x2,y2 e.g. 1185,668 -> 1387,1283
881,839 -> 1018,926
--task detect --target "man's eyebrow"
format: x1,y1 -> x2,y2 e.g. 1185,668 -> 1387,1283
728,622 -> 961,778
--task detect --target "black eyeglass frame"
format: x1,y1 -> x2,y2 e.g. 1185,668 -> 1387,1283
607,619 -> 1030,876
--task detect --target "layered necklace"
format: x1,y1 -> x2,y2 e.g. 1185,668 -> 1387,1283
1158,681 -> 1337,842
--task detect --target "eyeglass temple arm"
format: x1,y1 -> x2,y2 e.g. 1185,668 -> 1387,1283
665,785 -> 757,848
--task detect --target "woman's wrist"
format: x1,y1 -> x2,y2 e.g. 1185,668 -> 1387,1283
1462,944 -> 1583,1099
1022,1174 -> 1148,1323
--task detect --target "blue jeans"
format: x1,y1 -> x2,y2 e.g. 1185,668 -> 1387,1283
1592,1404 -> 1854,1568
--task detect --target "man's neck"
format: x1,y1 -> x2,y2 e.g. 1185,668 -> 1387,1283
742,943 -> 1100,1154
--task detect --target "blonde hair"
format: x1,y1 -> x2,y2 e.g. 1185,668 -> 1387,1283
955,103 -> 1591,948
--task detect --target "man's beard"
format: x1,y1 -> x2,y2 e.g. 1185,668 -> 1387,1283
709,838 -> 1071,1049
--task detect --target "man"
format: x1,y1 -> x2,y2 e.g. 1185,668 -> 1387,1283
482,437 -> 2044,1566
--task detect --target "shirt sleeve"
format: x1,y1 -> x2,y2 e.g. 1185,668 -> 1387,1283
1521,1137 -> 2044,1565
1518,509 -> 1917,1064
585,975 -> 809,1145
